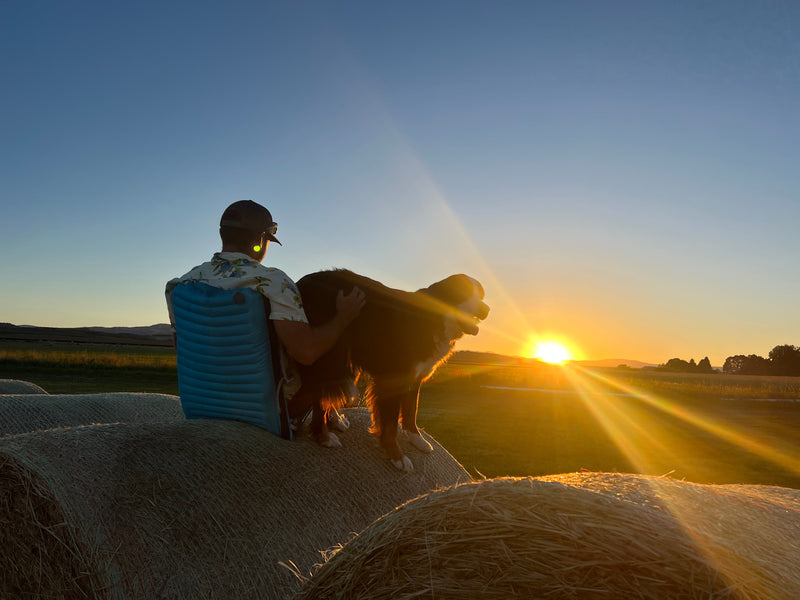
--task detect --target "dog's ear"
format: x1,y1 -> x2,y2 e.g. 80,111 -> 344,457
422,275 -> 482,305
468,276 -> 485,299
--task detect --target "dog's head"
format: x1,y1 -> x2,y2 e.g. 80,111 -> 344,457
421,274 -> 490,338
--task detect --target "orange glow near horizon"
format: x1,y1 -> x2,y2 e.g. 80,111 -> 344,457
528,339 -> 573,364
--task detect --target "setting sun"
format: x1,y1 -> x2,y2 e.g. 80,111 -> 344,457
533,342 -> 571,364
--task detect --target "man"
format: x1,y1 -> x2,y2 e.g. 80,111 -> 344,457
165,200 -> 365,439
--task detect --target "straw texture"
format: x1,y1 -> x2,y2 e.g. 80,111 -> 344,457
0,408 -> 469,599
0,393 -> 185,436
296,474 -> 800,600
0,379 -> 48,394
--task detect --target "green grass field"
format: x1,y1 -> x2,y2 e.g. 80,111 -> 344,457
3,341 -> 799,489
0,341 -> 178,394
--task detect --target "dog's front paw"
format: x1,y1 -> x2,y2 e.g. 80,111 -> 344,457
408,432 -> 433,454
390,456 -> 414,472
320,432 -> 342,448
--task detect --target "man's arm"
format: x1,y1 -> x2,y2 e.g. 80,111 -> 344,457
273,287 -> 365,365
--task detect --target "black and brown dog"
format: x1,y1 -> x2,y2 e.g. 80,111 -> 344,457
288,269 -> 489,471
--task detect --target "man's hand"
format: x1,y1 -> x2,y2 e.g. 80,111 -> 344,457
336,287 -> 366,323
274,286 -> 365,366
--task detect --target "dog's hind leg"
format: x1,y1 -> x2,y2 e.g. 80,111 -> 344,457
311,400 -> 341,448
287,385 -> 314,425
292,386 -> 341,448
326,370 -> 360,432
370,378 -> 413,471
400,382 -> 433,454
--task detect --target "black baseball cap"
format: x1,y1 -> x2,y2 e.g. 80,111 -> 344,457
219,200 -> 281,245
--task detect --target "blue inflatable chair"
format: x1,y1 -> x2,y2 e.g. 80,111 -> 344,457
170,281 -> 293,440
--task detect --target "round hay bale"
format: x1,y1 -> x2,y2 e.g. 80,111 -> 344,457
0,408 -> 469,599
0,379 -> 48,394
537,472 -> 800,598
0,393 -> 185,436
295,475 -> 800,600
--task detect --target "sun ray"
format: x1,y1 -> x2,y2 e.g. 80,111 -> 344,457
561,364 -> 800,587
577,366 -> 800,476
562,366 -> 680,476
322,61 -> 537,355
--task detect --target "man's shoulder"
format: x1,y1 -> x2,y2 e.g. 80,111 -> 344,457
259,265 -> 294,279
252,267 -> 301,297
165,260 -> 210,291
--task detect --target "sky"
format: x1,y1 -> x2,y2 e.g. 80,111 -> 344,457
2,1 -> 798,366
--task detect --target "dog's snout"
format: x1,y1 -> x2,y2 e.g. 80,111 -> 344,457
478,301 -> 490,320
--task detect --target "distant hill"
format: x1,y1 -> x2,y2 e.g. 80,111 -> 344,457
1,324 -> 656,367
0,322 -> 173,346
450,351 -> 531,365
451,351 -> 654,369
86,324 -> 173,339
570,358 -> 656,369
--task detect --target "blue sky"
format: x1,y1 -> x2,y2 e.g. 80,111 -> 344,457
2,1 -> 798,365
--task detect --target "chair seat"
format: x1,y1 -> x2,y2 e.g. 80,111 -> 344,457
170,281 -> 292,439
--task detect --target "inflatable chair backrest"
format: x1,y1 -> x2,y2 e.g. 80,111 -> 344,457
170,281 -> 292,439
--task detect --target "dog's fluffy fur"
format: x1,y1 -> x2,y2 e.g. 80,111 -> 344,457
288,269 -> 489,470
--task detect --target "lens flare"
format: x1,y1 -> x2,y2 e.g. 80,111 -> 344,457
534,342 -> 571,364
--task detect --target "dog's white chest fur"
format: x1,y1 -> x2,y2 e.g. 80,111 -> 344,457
412,315 -> 459,380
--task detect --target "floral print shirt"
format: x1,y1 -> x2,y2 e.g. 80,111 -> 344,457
165,252 -> 308,329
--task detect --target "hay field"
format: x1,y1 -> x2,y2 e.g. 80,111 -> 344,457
0,341 -> 177,394
2,341 -> 800,598
421,362 -> 800,488
2,341 -> 800,487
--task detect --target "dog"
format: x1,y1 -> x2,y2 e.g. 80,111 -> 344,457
287,269 -> 489,471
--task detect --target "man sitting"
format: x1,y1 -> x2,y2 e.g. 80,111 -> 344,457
165,200 -> 365,443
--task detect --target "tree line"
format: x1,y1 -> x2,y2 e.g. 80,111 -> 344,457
658,345 -> 800,376
722,344 -> 800,376
657,357 -> 714,374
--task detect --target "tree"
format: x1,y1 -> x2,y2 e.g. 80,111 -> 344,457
768,344 -> 800,376
662,358 -> 691,372
723,355 -> 746,374
723,354 -> 769,375
744,354 -> 770,375
658,357 -> 716,373
697,357 -> 714,373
